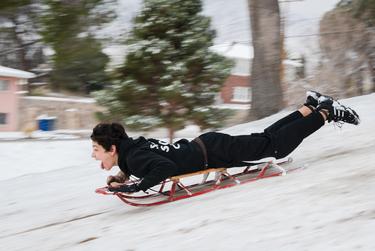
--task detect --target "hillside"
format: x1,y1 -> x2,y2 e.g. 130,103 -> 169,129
0,93 -> 374,250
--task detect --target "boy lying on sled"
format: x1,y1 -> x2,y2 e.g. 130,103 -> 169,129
91,91 -> 360,194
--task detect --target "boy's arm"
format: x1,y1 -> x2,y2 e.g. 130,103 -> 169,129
110,150 -> 178,193
136,151 -> 178,191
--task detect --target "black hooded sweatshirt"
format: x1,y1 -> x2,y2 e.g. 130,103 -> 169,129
118,137 -> 205,191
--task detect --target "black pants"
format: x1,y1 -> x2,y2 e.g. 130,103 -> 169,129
199,110 -> 325,168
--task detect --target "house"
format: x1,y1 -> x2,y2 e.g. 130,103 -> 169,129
0,65 -> 35,131
211,43 -> 253,105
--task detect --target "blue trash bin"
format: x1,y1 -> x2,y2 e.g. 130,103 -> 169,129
37,116 -> 56,131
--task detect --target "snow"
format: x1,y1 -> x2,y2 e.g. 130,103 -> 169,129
0,65 -> 35,79
0,130 -> 87,142
283,59 -> 303,67
1,93 -> 375,250
213,103 -> 250,110
210,43 -> 253,60
23,96 -> 96,104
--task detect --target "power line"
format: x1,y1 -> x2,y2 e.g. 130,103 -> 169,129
0,40 -> 42,56
285,29 -> 366,38
279,0 -> 304,3
287,17 -> 321,24
0,47 -> 24,56
233,28 -> 366,44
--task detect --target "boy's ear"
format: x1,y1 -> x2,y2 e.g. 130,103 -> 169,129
110,145 -> 117,155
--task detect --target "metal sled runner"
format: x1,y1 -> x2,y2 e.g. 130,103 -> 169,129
95,157 -> 301,207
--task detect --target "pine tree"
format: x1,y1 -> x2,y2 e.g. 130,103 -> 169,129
96,0 -> 233,141
48,35 -> 110,93
41,0 -> 115,93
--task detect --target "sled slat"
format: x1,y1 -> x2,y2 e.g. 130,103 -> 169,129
170,168 -> 226,181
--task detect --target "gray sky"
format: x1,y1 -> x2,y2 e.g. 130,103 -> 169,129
105,0 -> 341,65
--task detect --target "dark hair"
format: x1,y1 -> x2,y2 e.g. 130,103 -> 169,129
90,123 -> 128,151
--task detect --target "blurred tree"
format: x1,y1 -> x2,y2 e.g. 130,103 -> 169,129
317,0 -> 375,96
0,0 -> 45,92
50,35 -> 110,93
351,0 -> 375,91
248,0 -> 283,119
351,0 -> 375,26
296,55 -> 306,80
95,0 -> 233,141
41,0 -> 116,94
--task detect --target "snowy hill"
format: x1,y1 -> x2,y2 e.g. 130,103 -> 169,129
1,93 -> 374,250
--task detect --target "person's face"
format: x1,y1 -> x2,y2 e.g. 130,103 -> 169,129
91,141 -> 117,171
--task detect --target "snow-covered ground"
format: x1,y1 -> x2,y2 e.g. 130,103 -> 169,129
1,93 -> 374,251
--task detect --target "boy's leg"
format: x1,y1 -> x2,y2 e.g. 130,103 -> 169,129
228,110 -> 326,164
263,105 -> 313,135
248,93 -> 359,160
228,90 -> 359,163
268,111 -> 325,159
263,91 -> 321,134
263,111 -> 303,134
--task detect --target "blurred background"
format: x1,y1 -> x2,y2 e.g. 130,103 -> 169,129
0,0 -> 374,142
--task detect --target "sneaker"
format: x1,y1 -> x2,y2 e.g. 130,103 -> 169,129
305,90 -> 322,108
317,96 -> 360,125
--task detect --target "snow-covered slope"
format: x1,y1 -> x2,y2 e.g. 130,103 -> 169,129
0,93 -> 374,250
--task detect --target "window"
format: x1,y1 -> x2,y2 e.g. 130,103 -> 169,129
0,80 -> 10,91
232,87 -> 251,102
0,113 -> 7,125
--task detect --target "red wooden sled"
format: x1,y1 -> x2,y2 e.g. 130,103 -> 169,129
95,157 -> 301,207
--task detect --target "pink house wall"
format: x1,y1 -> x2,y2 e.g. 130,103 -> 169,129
0,77 -> 19,131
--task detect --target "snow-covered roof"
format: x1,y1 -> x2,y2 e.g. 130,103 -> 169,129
0,65 -> 35,79
210,43 -> 253,60
283,59 -> 303,67
22,96 -> 96,104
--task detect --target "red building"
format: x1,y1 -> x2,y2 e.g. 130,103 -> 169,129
211,43 -> 253,105
220,75 -> 251,104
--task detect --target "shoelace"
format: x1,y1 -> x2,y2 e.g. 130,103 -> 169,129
333,121 -> 344,129
332,104 -> 347,128
334,104 -> 359,125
